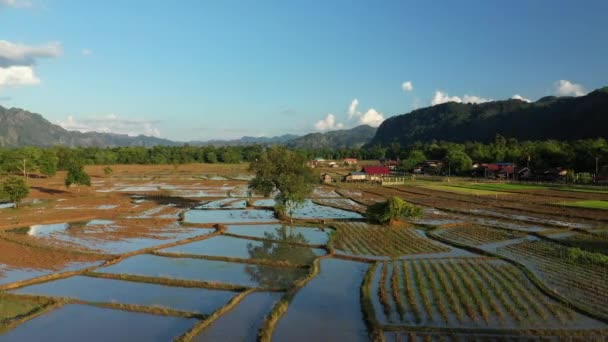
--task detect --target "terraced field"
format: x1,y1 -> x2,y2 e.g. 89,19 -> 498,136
371,259 -> 593,330
495,240 -> 608,319
331,222 -> 449,257
433,225 -> 525,247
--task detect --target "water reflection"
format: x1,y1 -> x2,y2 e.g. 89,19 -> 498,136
245,226 -> 323,288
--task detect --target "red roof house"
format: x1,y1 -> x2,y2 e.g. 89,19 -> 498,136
364,166 -> 390,175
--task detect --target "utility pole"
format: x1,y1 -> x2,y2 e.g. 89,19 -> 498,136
596,157 -> 600,182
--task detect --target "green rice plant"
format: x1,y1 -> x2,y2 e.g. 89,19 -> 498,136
436,260 -> 476,322
468,261 -> 518,322
411,261 -> 433,321
391,261 -> 406,322
402,261 -> 421,324
428,260 -> 464,323
450,261 -> 490,324
420,260 -> 448,323
378,261 -> 392,321
498,265 -> 549,321
459,260 -> 504,323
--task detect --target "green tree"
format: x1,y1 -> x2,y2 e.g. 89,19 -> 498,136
248,146 -> 317,220
38,150 -> 58,177
65,163 -> 91,191
399,150 -> 427,171
366,196 -> 422,225
444,149 -> 472,175
0,176 -> 29,208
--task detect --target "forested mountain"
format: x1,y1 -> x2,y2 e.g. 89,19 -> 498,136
286,125 -> 377,149
0,106 -> 177,147
369,87 -> 608,147
192,134 -> 300,147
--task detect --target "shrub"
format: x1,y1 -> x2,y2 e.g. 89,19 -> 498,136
0,176 -> 29,208
366,196 -> 422,225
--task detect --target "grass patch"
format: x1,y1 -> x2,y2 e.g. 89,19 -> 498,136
0,295 -> 49,322
557,200 -> 608,210
418,184 -> 509,196
556,187 -> 608,194
454,183 -> 547,191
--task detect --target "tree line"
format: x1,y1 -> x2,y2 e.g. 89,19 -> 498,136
0,136 -> 606,178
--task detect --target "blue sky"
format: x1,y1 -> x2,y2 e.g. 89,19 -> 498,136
1,0 -> 607,141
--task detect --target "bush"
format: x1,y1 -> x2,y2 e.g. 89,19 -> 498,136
0,176 -> 29,208
366,196 -> 422,225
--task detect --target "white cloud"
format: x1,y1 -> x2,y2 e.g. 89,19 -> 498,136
57,114 -> 162,137
345,98 -> 385,127
314,113 -> 343,131
0,0 -> 32,8
431,91 -> 462,105
462,94 -> 492,104
347,98 -> 359,119
402,81 -> 413,92
555,80 -> 586,97
0,40 -> 62,67
512,94 -> 531,103
358,108 -> 384,127
0,66 -> 40,88
81,48 -> 93,56
431,90 -> 492,105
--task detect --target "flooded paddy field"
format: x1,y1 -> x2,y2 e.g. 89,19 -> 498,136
1,165 -> 608,340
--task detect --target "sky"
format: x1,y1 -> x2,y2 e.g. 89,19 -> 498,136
1,0 -> 607,141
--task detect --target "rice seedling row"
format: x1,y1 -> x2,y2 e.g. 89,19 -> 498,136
434,225 -> 524,247
495,240 -> 608,318
332,222 -> 448,257
372,259 -> 585,329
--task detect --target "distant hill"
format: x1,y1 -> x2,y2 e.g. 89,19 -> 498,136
0,106 -> 178,147
192,134 -> 300,147
286,125 -> 377,149
368,87 -> 608,147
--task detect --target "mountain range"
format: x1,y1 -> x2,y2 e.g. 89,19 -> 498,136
368,87 -> 608,146
2,86 -> 607,149
0,105 -> 373,149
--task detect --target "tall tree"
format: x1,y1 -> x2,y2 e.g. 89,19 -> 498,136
249,146 -> 317,219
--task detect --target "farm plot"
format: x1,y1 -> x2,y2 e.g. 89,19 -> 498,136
5,219 -> 214,254
432,225 -> 525,247
557,200 -> 608,210
495,239 -> 608,319
332,222 -> 449,258
371,259 -> 605,330
314,198 -> 368,213
545,231 -> 608,254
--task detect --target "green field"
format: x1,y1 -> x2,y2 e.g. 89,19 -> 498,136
558,200 -> 608,210
557,188 -> 608,195
418,184 -> 510,196
0,296 -> 47,325
453,183 -> 547,191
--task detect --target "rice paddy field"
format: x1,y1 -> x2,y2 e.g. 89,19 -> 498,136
1,164 -> 607,341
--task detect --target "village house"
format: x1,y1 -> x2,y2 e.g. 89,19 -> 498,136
343,171 -> 366,182
320,173 -> 334,184
343,158 -> 358,165
364,166 -> 390,182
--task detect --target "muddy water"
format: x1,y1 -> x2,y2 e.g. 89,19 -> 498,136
98,254 -> 308,288
184,209 -> 277,224
161,236 -> 326,263
0,304 -> 197,341
193,292 -> 282,341
226,224 -> 331,245
291,200 -> 363,219
8,221 -> 214,254
12,275 -> 237,314
273,258 -> 369,341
